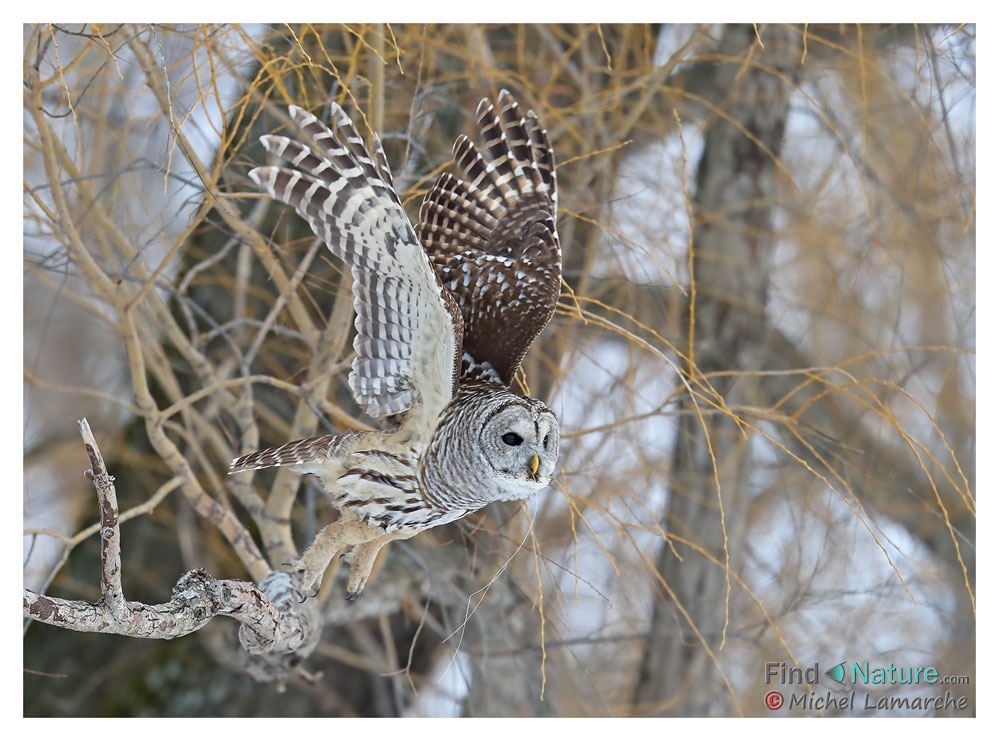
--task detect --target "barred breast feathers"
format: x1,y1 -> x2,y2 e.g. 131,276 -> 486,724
229,431 -> 455,532
249,103 -> 462,427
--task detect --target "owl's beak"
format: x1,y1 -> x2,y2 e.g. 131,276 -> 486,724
528,453 -> 540,479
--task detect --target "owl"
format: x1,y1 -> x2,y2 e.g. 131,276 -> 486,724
229,90 -> 561,600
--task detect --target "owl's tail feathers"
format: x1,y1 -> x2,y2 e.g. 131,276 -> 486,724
228,434 -> 343,474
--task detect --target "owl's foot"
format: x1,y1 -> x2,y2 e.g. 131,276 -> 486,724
344,566 -> 371,599
294,584 -> 321,603
284,520 -> 393,601
283,556 -> 325,597
343,535 -> 393,601
285,520 -> 372,595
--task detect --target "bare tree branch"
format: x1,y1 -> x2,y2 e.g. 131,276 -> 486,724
23,418 -> 322,686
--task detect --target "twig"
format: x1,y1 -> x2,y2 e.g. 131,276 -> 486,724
24,475 -> 184,547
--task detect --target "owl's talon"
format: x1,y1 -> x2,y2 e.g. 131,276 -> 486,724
296,585 -> 320,603
345,591 -> 359,602
282,557 -> 323,597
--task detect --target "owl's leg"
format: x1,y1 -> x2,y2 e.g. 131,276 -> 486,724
344,534 -> 397,601
287,514 -> 383,594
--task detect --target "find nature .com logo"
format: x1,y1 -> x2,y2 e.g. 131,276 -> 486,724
762,661 -> 970,713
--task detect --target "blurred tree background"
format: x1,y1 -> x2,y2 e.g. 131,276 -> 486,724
23,23 -> 974,716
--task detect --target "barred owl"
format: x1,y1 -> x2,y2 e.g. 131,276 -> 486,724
229,91 -> 561,600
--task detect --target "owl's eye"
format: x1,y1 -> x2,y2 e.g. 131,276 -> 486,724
501,432 -> 523,446
543,434 -> 550,449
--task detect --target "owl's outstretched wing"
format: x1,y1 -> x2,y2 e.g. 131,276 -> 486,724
417,90 -> 561,387
250,104 -> 463,420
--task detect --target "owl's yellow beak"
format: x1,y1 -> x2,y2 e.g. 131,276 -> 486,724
528,454 -> 540,478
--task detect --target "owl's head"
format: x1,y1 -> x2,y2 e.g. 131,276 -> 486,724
476,395 -> 559,501
420,387 -> 560,512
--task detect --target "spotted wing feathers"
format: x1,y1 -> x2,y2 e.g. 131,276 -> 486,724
250,104 -> 462,420
418,90 -> 561,387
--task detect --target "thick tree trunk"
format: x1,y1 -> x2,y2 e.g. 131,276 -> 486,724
633,24 -> 798,715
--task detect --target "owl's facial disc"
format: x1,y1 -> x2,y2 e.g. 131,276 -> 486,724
482,402 -> 559,491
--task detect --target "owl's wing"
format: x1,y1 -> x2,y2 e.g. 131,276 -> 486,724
417,90 -> 561,387
250,104 -> 463,420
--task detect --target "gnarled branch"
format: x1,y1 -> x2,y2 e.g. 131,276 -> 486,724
22,419 -> 322,686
